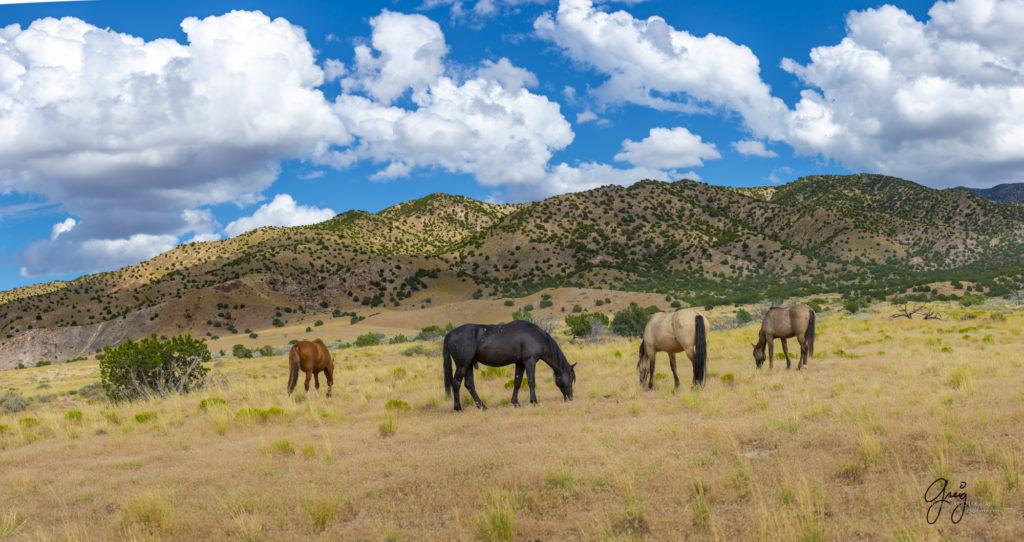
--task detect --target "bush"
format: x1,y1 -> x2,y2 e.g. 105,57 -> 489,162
843,299 -> 859,314
565,312 -> 610,339
389,334 -> 409,344
355,333 -> 383,347
416,323 -> 454,341
511,308 -> 536,324
232,344 -> 254,359
735,308 -> 753,324
611,303 -> 660,337
99,335 -> 210,403
504,300 -> 515,307
1,392 -> 28,413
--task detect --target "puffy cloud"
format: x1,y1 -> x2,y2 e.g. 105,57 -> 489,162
508,161 -> 666,199
224,193 -> 335,237
614,127 -> 720,169
49,217 -> 76,240
331,12 -> 574,187
20,234 -> 179,278
342,10 -> 448,104
732,139 -> 777,158
781,0 -> 1024,187
534,0 -> 789,138
0,11 -> 347,276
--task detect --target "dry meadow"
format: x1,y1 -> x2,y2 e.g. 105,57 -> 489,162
1,302 -> 1023,541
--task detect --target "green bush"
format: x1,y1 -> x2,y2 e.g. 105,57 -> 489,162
134,412 -> 158,423
843,299 -> 859,314
232,344 -> 254,358
735,308 -> 753,324
610,303 -> 660,337
504,300 -> 515,307
384,399 -> 411,411
355,333 -> 383,347
99,334 -> 210,403
199,397 -> 228,410
565,312 -> 610,338
1,392 -> 28,413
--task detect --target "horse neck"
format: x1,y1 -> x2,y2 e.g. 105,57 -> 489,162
541,347 -> 568,375
755,329 -> 768,348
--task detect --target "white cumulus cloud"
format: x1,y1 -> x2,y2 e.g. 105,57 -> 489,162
0,11 -> 348,276
732,140 -> 777,158
614,127 -> 720,169
224,194 -> 336,237
49,217 -> 76,240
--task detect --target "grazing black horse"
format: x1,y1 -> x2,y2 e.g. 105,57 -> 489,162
443,320 -> 576,411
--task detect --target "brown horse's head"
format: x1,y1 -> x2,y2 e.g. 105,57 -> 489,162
752,342 -> 766,368
637,340 -> 651,385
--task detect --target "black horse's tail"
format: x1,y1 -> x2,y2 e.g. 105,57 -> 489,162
443,334 -> 453,399
287,346 -> 300,395
693,314 -> 707,386
806,310 -> 816,359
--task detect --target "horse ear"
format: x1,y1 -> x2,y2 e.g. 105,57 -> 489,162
571,363 -> 577,368
751,343 -> 756,348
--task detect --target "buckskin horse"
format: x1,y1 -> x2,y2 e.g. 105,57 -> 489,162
287,340 -> 334,397
443,320 -> 576,411
752,304 -> 816,370
638,308 -> 709,389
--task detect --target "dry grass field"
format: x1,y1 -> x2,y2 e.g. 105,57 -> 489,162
2,302 -> 1024,541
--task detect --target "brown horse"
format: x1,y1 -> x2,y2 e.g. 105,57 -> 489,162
638,309 -> 709,389
752,304 -> 815,370
287,340 -> 334,397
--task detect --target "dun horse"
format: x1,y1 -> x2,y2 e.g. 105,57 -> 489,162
638,309 -> 709,389
287,340 -> 335,397
443,320 -> 576,411
752,304 -> 815,370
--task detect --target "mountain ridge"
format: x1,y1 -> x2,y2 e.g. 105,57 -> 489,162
2,173 -> 1024,367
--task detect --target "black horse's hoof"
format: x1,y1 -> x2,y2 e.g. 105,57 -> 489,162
477,403 -> 488,411
511,402 -> 520,408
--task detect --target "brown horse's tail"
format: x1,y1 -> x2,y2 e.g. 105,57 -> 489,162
287,346 -> 300,395
806,311 -> 816,359
443,334 -> 453,399
693,314 -> 707,386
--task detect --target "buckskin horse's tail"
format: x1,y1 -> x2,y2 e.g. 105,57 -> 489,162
806,310 -> 816,359
443,335 -> 453,399
287,346 -> 300,395
693,314 -> 707,386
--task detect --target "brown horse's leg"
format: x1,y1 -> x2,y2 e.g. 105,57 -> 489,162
463,368 -> 487,410
767,336 -> 775,370
781,338 -> 791,369
313,372 -> 321,397
668,352 -> 680,389
304,370 -> 312,393
325,365 -> 334,398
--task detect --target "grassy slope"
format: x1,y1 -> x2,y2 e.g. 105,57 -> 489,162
2,301 -> 1023,540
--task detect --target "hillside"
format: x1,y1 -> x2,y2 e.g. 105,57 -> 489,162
963,182 -> 1024,204
3,173 -> 1024,367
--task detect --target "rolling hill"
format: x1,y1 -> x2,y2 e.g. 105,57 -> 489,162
3,173 -> 1024,367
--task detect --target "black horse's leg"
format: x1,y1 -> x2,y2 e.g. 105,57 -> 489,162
325,366 -> 334,397
452,365 -> 466,412
464,368 -> 487,410
781,338 -> 791,370
668,352 -> 680,389
511,363 -> 525,407
525,358 -> 539,404
767,337 -> 775,370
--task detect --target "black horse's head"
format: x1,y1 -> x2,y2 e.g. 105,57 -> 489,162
556,362 -> 576,401
637,340 -> 651,385
752,342 -> 766,368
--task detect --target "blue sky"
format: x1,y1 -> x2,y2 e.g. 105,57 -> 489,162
0,0 -> 1019,292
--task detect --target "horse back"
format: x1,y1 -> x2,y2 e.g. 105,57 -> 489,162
290,340 -> 332,370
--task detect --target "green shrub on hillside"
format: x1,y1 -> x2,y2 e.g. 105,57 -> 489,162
355,333 -> 383,347
565,312 -> 610,339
